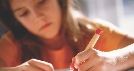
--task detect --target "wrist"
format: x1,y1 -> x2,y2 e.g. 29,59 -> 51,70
117,52 -> 134,70
104,47 -> 134,70
113,44 -> 134,70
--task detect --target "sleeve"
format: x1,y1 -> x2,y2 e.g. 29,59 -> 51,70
0,32 -> 21,67
91,19 -> 127,51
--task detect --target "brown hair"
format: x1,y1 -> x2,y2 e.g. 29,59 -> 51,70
0,0 -> 95,63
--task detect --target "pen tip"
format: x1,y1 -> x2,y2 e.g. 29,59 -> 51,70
96,29 -> 103,35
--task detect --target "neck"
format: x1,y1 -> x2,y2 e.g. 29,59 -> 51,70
41,34 -> 67,50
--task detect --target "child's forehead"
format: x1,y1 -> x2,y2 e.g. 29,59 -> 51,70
10,0 -> 39,6
10,0 -> 36,11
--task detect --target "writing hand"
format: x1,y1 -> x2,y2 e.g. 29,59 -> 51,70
70,48 -> 123,71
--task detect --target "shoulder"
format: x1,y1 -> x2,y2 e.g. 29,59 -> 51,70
0,31 -> 20,54
90,18 -> 126,40
79,18 -> 127,51
90,19 -> 127,51
0,31 -> 17,49
78,18 -> 125,35
90,18 -> 125,34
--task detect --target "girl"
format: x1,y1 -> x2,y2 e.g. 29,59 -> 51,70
0,0 -> 134,71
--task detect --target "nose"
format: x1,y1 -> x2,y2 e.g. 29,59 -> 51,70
31,8 -> 45,23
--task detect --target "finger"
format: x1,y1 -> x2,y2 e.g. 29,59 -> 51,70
74,48 -> 95,67
24,65 -> 44,71
17,62 -> 44,71
70,57 -> 78,71
78,54 -> 101,71
70,57 -> 75,69
28,59 -> 54,71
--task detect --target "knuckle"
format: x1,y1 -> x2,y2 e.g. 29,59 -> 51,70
95,55 -> 102,61
75,53 -> 82,61
28,59 -> 36,63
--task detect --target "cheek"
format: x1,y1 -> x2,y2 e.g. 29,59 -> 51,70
47,1 -> 62,20
50,6 -> 62,26
19,19 -> 38,34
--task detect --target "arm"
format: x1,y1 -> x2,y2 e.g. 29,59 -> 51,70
116,43 -> 134,70
113,29 -> 134,70
115,30 -> 134,70
118,34 -> 134,70
70,43 -> 134,71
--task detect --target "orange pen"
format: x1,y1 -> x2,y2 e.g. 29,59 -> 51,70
85,28 -> 103,50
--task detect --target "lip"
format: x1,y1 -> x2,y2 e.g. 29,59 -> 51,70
39,22 -> 51,31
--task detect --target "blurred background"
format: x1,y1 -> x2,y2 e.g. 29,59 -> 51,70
0,0 -> 134,37
76,0 -> 134,36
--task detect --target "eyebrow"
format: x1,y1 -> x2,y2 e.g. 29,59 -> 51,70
13,0 -> 35,13
13,7 -> 24,13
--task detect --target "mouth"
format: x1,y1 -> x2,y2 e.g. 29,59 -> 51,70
39,22 -> 51,31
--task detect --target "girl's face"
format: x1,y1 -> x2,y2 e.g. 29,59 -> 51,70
10,0 -> 62,39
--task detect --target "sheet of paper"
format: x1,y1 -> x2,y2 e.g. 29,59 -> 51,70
55,68 -> 72,71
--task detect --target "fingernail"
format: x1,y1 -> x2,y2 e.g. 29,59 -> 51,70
74,64 -> 78,69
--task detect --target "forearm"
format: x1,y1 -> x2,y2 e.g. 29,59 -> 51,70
115,43 -> 134,70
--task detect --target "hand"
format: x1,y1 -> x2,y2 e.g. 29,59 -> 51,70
70,48 -> 124,71
0,59 -> 54,71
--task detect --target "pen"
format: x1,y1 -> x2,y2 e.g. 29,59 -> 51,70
85,28 -> 103,50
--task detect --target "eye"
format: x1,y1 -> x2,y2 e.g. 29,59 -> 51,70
38,0 -> 46,4
19,11 -> 28,17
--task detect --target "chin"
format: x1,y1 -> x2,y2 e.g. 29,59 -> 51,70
41,33 -> 59,40
44,36 -> 56,40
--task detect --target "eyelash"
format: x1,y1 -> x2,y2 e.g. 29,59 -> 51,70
19,0 -> 46,17
20,11 -> 28,17
39,0 -> 46,4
